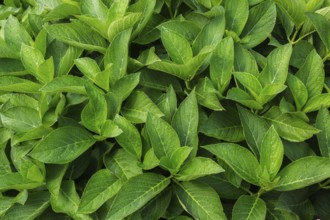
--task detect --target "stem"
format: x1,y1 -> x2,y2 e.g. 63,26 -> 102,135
291,31 -> 315,45
319,178 -> 330,189
324,83 -> 330,93
289,25 -> 302,45
322,53 -> 330,62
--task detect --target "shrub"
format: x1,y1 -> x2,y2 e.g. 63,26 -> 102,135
0,0 -> 330,219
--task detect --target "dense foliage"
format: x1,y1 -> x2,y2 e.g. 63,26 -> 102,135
1,0 -> 330,219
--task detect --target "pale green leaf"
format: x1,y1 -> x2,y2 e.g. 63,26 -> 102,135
287,74 -> 308,111
40,75 -> 87,94
225,0 -> 249,35
306,12 -> 330,50
0,76 -> 41,93
273,0 -> 306,26
303,94 -> 330,113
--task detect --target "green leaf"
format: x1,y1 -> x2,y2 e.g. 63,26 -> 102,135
75,57 -> 109,91
0,76 -> 41,93
40,75 -> 87,94
4,15 -> 33,52
159,20 -> 201,43
104,28 -> 131,83
45,21 -> 107,53
316,106 -> 330,157
199,107 -> 244,142
237,105 -> 269,155
175,181 -> 226,220
30,126 -> 96,164
287,74 -> 308,111
195,77 -> 224,111
262,107 -> 319,142
121,91 -> 164,123
104,149 -> 142,181
176,157 -> 224,181
260,126 -> 284,180
161,27 -> 193,64
0,190 -> 27,216
81,83 -> 107,133
105,173 -> 170,219
258,44 -> 292,86
80,0 -> 107,20
274,156 -> 330,191
107,13 -> 141,42
227,88 -> 263,110
240,1 -> 277,48
156,85 -> 177,122
202,143 -> 261,185
159,146 -> 192,173
303,94 -> 330,113
2,191 -> 50,220
234,72 -> 262,100
1,106 -> 41,133
146,113 -> 181,159
110,72 -> 140,102
172,90 -> 199,156
107,0 -> 129,22
234,43 -> 259,75
114,115 -> 142,159
78,169 -> 122,214
0,172 -> 43,191
148,49 -> 211,81
225,0 -> 249,35
210,37 -> 234,94
192,14 -> 225,54
295,49 -> 324,98
306,12 -> 330,50
273,0 -> 306,26
232,195 -> 267,220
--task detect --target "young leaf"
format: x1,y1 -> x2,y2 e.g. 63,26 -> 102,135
175,181 -> 227,220
274,156 -> 330,191
225,0 -> 249,35
105,173 -> 170,220
172,90 -> 199,156
30,126 -> 96,164
175,157 -> 224,181
114,115 -> 142,159
0,76 -> 41,93
260,126 -> 284,180
210,37 -> 234,94
80,0 -> 107,20
156,85 -> 177,122
316,106 -> 330,157
107,13 -> 141,42
232,195 -> 267,220
78,169 -> 122,214
110,72 -> 140,102
234,43 -> 259,75
199,108 -> 244,142
161,27 -> 193,64
237,105 -> 269,155
240,1 -> 277,48
227,88 -> 263,110
202,143 -> 261,185
146,113 -> 181,159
